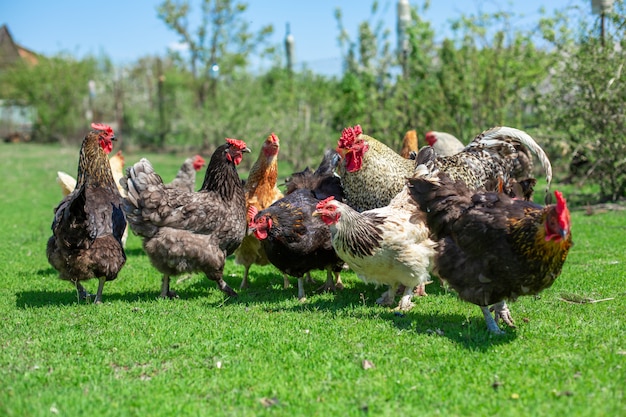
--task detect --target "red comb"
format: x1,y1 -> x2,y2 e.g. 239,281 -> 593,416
226,138 -> 248,150
91,123 -> 114,135
315,196 -> 335,210
554,190 -> 571,232
338,125 -> 363,149
268,133 -> 279,143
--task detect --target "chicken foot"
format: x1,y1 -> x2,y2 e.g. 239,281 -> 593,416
316,270 -> 344,293
376,284 -> 398,307
491,301 -> 516,328
210,273 -> 238,298
240,267 -> 251,290
72,278 -> 106,304
74,281 -> 91,301
93,277 -> 106,304
160,275 -> 178,299
395,285 -> 416,311
481,301 -> 515,334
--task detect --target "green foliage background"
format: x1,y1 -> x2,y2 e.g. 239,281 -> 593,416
1,0 -> 625,201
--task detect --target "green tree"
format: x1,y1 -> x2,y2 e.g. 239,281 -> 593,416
537,0 -> 626,201
0,54 -> 99,143
157,0 -> 273,107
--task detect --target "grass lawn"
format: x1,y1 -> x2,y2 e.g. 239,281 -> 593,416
0,141 -> 624,416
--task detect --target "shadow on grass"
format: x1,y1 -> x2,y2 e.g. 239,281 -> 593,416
18,268 -> 516,348
234,272 -> 517,349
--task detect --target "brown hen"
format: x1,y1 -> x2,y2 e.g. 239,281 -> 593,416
408,170 -> 573,334
46,123 -> 127,304
234,133 -> 284,290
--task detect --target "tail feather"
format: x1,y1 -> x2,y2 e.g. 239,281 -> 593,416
121,158 -> 164,238
472,126 -> 553,196
407,168 -> 472,236
56,171 -> 77,197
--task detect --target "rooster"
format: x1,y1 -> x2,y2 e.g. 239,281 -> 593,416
336,125 -> 552,213
313,183 -> 437,311
122,138 -> 250,299
424,131 -> 464,156
234,133 -> 285,290
46,123 -> 127,304
248,189 -> 345,301
408,170 -> 573,334
164,154 -> 206,192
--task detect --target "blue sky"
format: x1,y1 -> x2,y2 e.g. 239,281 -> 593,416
2,0 -> 579,75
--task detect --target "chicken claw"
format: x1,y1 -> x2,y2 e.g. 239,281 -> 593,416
481,305 -> 505,334
376,286 -> 397,307
395,285 -> 416,311
491,301 -> 516,328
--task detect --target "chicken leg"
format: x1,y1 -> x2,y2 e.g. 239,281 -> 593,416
492,301 -> 516,328
395,285 -> 416,311
481,300 -> 516,334
93,277 -> 106,304
74,281 -> 91,301
316,269 -> 344,293
160,275 -> 178,299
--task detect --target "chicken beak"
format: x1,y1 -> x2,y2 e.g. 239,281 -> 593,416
243,147 -> 251,153
312,211 -> 320,217
111,135 -> 117,141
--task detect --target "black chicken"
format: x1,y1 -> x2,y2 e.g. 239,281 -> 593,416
46,123 -> 127,304
122,138 -> 250,299
247,188 -> 344,300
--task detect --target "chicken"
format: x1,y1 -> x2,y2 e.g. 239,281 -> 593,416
234,133 -> 284,290
56,171 -> 77,197
336,124 -> 552,213
407,169 -> 573,334
108,150 -> 126,195
399,130 -> 419,159
248,188 -> 345,301
122,138 -> 250,299
46,123 -> 127,304
424,131 -> 464,156
56,150 -> 126,197
285,148 -> 345,202
164,154 -> 206,192
56,150 -> 129,247
336,125 -> 416,212
314,184 -> 436,311
283,148 -> 346,291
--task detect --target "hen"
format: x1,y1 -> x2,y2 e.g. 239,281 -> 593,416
314,182 -> 436,311
56,150 -> 129,246
57,150 -> 126,196
122,138 -> 250,299
336,125 -> 552,213
164,154 -> 206,192
234,133 -> 284,290
283,148 -> 346,291
46,123 -> 127,303
248,188 -> 345,301
408,170 -> 573,334
399,130 -> 419,159
424,131 -> 464,156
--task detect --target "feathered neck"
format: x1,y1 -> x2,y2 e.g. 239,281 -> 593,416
76,131 -> 115,188
200,144 -> 243,200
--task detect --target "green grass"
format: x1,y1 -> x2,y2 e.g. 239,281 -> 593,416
1,142 -> 625,417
